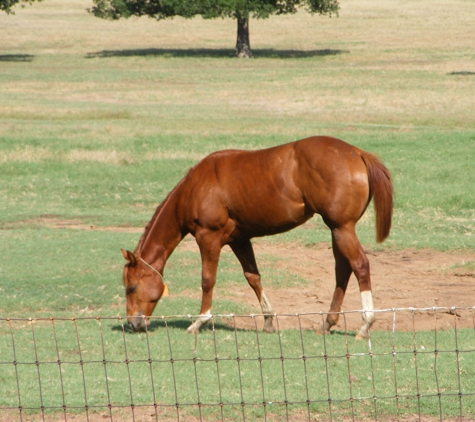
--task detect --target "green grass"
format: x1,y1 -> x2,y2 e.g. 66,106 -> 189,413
1,0 -> 475,419
1,317 -> 474,420
1,2 -> 474,247
1,131 -> 474,248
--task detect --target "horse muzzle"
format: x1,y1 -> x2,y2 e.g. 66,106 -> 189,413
127,314 -> 148,332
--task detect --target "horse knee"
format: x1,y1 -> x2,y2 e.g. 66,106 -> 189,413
352,255 -> 369,279
201,276 -> 216,293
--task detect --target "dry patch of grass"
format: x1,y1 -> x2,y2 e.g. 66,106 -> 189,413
0,147 -> 129,164
0,146 -> 205,164
1,0 -> 474,130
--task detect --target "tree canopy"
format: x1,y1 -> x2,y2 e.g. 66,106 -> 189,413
90,0 -> 339,57
0,0 -> 42,14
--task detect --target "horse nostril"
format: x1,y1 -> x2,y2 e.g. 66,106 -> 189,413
128,317 -> 143,332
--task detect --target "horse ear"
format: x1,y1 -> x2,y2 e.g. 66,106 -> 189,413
121,249 -> 137,266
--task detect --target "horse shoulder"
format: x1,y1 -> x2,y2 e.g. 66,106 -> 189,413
176,156 -> 234,234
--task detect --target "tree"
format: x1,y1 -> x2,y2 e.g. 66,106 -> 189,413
0,0 -> 42,14
90,0 -> 339,58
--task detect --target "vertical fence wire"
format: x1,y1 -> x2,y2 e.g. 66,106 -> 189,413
1,307 -> 475,422
410,308 -> 422,418
433,308 -> 443,421
342,312 -> 356,422
366,322 -> 378,421
29,318 -> 45,421
390,309 -> 401,421
275,314 -> 290,421
119,316 -> 136,422
320,311 -> 334,421
97,316 -> 113,422
251,314 -> 268,421
232,314 -> 247,422
453,309 -> 464,421
211,317 -> 225,422
191,328 -> 203,422
50,317 -> 67,422
72,317 -> 90,421
8,318 -> 23,422
163,318 -> 180,421
143,318 -> 159,422
297,313 -> 311,422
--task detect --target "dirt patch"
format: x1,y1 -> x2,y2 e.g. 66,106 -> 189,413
174,238 -> 475,334
3,408 -> 473,422
10,215 -> 144,233
19,216 -> 475,333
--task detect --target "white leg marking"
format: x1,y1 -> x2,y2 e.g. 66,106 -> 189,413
260,292 -> 273,315
260,291 -> 275,333
360,290 -> 375,326
187,310 -> 213,333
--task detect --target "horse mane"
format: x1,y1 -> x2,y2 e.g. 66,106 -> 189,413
134,166 -> 195,254
134,195 -> 169,254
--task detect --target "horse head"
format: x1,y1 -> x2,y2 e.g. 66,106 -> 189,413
120,249 -> 168,332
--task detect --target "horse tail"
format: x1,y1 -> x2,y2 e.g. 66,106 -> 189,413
360,151 -> 394,243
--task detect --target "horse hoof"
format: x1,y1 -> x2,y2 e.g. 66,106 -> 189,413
315,329 -> 333,336
315,321 -> 332,335
355,333 -> 368,340
187,325 -> 199,334
263,325 -> 276,334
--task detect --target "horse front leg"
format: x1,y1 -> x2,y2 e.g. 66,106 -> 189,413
187,234 -> 221,334
230,239 -> 275,333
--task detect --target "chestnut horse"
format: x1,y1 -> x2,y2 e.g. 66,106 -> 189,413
121,136 -> 393,338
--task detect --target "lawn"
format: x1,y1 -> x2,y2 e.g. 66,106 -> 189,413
0,0 -> 474,420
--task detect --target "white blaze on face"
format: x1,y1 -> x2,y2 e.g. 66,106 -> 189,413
360,290 -> 375,325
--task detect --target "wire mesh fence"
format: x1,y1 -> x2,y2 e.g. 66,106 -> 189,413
1,307 -> 475,422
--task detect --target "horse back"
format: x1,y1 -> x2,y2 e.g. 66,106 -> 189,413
175,136 -> 387,240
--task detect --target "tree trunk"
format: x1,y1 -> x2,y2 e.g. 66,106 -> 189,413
235,17 -> 253,58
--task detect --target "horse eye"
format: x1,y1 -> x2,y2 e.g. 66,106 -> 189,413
126,284 -> 138,294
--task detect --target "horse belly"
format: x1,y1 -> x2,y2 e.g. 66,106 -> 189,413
228,194 -> 311,237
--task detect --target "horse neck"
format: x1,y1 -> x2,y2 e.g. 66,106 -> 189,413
135,192 -> 184,272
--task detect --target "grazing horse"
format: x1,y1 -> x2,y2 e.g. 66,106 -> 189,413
121,136 -> 393,338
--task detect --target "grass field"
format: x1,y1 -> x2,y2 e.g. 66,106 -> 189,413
2,316 -> 474,420
1,0 -> 475,420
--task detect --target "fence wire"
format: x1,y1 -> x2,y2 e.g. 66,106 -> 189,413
1,307 -> 475,422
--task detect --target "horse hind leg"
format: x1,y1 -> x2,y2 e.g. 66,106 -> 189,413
321,243 -> 352,334
230,240 -> 275,333
327,226 -> 375,339
258,291 -> 275,333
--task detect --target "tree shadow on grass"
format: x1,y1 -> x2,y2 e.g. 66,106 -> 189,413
0,54 -> 34,62
447,71 -> 475,76
86,48 -> 348,59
